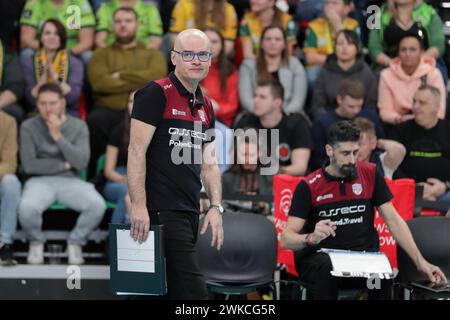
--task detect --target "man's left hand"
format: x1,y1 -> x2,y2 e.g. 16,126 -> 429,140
417,257 -> 448,285
200,208 -> 223,250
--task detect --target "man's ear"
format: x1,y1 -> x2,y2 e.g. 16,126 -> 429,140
274,97 -> 283,109
170,51 -> 177,67
325,144 -> 334,158
336,95 -> 343,105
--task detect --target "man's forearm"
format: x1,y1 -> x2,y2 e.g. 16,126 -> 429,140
202,164 -> 222,206
281,230 -> 308,250
127,148 -> 147,208
388,216 -> 423,266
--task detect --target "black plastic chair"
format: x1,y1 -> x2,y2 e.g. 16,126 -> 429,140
196,212 -> 278,299
397,216 -> 450,299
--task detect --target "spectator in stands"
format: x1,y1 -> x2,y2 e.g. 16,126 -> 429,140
20,0 -> 95,64
18,84 -> 106,265
201,28 -> 239,127
222,135 -> 272,215
311,77 -> 384,170
368,0 -> 446,81
240,0 -> 297,59
303,0 -> 360,85
239,25 -> 307,116
311,29 -> 377,119
169,0 -> 238,55
103,92 -> 134,224
21,19 -> 83,118
0,0 -> 26,49
236,79 -> 312,176
95,0 -> 163,49
354,117 -> 406,179
87,7 -> 166,176
0,40 -> 25,123
378,32 -> 446,125
0,111 -> 21,266
282,120 -> 447,300
390,85 -> 450,203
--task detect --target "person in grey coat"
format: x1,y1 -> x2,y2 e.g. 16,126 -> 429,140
311,29 -> 377,120
18,83 -> 106,265
238,25 -> 307,117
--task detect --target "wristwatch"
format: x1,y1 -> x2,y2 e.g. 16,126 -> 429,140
209,204 -> 224,214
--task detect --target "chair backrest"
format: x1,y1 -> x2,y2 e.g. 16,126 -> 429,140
196,212 -> 278,284
273,174 -> 304,277
397,216 -> 450,283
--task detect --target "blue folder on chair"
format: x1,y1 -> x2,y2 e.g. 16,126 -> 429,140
109,224 -> 167,295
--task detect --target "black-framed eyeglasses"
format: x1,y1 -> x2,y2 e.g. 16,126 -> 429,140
172,50 -> 212,62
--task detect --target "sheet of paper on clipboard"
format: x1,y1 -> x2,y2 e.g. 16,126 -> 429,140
319,248 -> 394,279
116,229 -> 155,273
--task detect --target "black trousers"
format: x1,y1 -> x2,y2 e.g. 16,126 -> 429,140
295,252 -> 392,300
86,107 -> 124,177
150,210 -> 208,300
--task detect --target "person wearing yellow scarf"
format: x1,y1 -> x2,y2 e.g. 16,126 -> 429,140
21,19 -> 84,117
31,20 -> 71,98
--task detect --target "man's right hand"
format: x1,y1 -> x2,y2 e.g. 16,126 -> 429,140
310,219 -> 336,244
129,204 -> 150,243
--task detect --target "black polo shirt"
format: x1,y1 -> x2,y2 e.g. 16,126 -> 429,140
236,113 -> 312,166
131,72 -> 215,213
290,161 -> 393,257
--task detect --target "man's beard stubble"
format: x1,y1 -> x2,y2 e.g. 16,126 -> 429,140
116,34 -> 136,45
331,158 -> 357,180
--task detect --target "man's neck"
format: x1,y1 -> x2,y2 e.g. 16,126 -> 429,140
260,109 -> 283,128
118,39 -> 138,49
335,107 -> 350,119
174,70 -> 198,93
419,117 -> 439,130
258,8 -> 275,27
337,58 -> 356,71
325,164 -> 336,176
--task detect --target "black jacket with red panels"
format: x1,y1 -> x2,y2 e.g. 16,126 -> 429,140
290,161 -> 393,256
131,72 -> 215,213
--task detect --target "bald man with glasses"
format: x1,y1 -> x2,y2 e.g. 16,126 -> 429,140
128,29 -> 223,299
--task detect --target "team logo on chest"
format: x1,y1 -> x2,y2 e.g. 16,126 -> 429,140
352,183 -> 363,196
198,109 -> 206,122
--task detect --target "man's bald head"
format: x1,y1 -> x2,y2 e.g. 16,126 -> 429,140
174,29 -> 211,51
